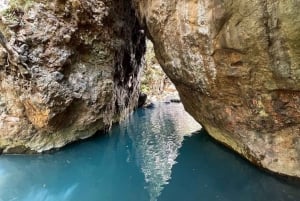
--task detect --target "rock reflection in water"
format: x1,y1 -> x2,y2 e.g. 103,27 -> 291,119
0,103 -> 200,201
122,103 -> 201,201
0,103 -> 299,201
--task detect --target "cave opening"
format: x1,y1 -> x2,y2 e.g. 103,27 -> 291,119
140,39 -> 180,104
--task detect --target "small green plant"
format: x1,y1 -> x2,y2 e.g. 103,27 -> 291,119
0,0 -> 35,29
1,7 -> 19,24
8,0 -> 34,11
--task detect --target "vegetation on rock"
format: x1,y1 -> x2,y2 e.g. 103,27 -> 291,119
141,40 -> 178,102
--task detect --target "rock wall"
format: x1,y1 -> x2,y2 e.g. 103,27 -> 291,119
133,0 -> 300,177
0,0 -> 145,153
1,0 -> 300,179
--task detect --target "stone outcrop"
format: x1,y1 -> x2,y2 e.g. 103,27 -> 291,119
133,0 -> 300,177
0,0 -> 145,153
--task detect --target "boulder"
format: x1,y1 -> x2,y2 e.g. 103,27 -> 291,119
133,0 -> 300,178
0,0 -> 145,153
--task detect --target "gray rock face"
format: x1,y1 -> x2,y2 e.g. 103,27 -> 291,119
133,0 -> 300,177
0,0 -> 145,153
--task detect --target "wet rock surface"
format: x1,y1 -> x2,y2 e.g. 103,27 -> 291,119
133,0 -> 300,177
0,0 -> 145,153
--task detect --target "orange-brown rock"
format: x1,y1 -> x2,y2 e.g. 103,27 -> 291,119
0,0 -> 145,153
133,0 -> 300,177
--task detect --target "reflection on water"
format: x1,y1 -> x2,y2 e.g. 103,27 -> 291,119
121,104 -> 201,201
0,103 -> 299,201
158,130 -> 300,201
0,157 -> 78,201
0,103 -> 200,201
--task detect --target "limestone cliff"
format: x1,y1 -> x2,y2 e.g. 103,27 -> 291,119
133,0 -> 300,177
0,0 -> 145,153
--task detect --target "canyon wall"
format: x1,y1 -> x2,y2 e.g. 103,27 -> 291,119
0,0 -> 145,153
132,0 -> 300,177
1,0 -> 300,179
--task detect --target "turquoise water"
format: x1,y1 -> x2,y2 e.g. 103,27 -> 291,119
0,103 -> 299,201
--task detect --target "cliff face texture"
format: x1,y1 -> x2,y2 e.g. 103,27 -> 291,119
0,0 -> 145,153
133,0 -> 300,177
1,0 -> 300,179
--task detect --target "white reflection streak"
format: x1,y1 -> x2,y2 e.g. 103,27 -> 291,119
126,104 -> 201,201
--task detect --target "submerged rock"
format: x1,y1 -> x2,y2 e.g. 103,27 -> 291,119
0,0 -> 145,153
138,92 -> 147,108
133,0 -> 300,178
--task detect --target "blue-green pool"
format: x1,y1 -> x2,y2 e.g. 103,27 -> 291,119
0,103 -> 299,201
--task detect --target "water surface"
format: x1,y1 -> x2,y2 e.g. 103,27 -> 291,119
0,103 -> 299,201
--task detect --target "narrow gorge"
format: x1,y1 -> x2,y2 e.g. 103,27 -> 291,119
0,0 -> 300,180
